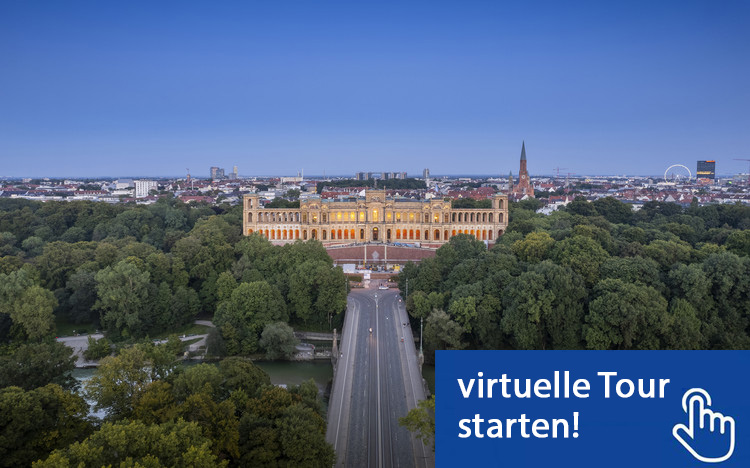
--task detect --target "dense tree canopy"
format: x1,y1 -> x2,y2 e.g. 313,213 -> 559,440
400,199 -> 750,361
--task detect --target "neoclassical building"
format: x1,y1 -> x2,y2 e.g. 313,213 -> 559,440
243,189 -> 508,246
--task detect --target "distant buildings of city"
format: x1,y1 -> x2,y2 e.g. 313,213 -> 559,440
354,171 -> 408,181
2,150 -> 749,210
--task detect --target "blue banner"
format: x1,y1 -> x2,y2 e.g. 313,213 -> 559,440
436,351 -> 750,467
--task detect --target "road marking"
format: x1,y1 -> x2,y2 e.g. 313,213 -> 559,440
375,294 -> 383,468
334,298 -> 358,454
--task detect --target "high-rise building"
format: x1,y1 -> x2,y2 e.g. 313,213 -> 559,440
135,180 -> 158,198
511,141 -> 534,198
232,165 -> 238,179
697,160 -> 716,180
210,167 -> 220,180
423,168 -> 430,179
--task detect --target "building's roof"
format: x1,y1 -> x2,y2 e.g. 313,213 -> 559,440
521,141 -> 526,161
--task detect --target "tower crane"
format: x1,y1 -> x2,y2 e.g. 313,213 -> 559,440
553,167 -> 568,178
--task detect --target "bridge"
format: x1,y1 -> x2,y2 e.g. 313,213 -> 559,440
326,283 -> 433,467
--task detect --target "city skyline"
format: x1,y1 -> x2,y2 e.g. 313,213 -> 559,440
2,1 -> 749,177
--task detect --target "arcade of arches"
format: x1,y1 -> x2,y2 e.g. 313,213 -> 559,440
243,189 -> 509,245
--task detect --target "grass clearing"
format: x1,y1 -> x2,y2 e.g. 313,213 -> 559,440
54,317 -> 96,337
149,323 -> 211,339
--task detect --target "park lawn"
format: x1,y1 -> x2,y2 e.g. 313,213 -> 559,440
149,323 -> 211,339
54,316 -> 96,337
290,320 -> 337,334
54,316 -> 210,340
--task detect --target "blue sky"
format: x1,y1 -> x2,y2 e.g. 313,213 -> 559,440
1,1 -> 749,178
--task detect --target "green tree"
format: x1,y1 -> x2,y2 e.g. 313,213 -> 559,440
35,419 -> 226,467
643,239 -> 693,269
215,271 -> 238,303
0,269 -> 55,340
584,279 -> 669,350
551,235 -> 609,285
83,336 -> 111,360
663,299 -> 705,349
63,269 -> 99,324
566,196 -> 598,217
172,363 -> 224,402
275,404 -> 335,466
399,395 -> 435,451
726,229 -> 750,257
259,322 -> 298,360
214,281 -> 287,354
178,393 -> 240,459
94,260 -> 153,338
592,197 -> 633,224
407,291 -> 432,319
85,346 -> 152,419
0,384 -> 91,468
448,296 -> 478,334
219,357 -> 271,396
512,231 -> 555,262
9,285 -> 57,340
133,380 -> 178,424
0,341 -> 77,390
502,261 -> 586,349
423,310 -> 465,360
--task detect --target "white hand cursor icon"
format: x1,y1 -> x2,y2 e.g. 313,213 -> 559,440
673,388 -> 735,463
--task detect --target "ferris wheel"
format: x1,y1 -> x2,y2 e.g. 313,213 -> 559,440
664,164 -> 692,183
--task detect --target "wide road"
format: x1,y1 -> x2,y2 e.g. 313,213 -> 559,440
327,283 -> 434,467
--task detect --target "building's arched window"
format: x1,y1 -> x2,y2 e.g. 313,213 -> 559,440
435,230 -> 440,240
360,228 -> 365,240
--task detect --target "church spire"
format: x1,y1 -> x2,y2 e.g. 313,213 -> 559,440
520,141 -> 526,161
